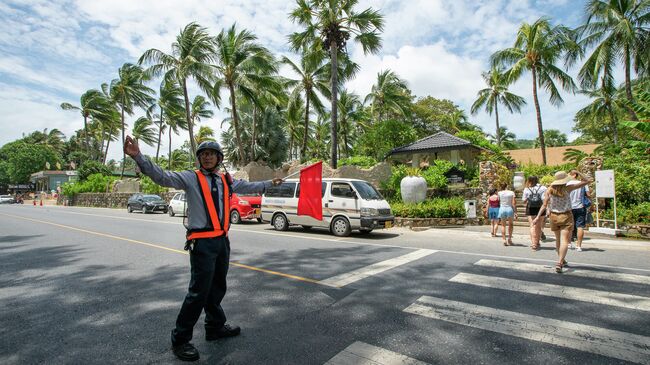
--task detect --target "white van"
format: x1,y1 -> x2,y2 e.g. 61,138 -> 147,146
261,178 -> 394,237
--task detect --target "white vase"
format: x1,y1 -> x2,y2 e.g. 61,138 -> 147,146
513,172 -> 525,192
400,176 -> 427,203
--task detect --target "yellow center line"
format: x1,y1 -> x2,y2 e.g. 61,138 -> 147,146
0,212 -> 324,286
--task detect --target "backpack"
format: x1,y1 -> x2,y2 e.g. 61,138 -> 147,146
581,187 -> 591,208
527,187 -> 543,208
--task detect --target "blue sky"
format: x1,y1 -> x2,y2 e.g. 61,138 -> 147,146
0,0 -> 603,162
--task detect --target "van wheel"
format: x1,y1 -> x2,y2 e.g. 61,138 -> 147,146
127,205 -> 133,213
331,217 -> 351,237
359,228 -> 373,234
257,218 -> 263,223
230,210 -> 241,224
302,225 -> 312,230
168,207 -> 175,217
272,213 -> 289,231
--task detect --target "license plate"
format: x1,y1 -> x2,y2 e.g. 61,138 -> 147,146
385,221 -> 392,228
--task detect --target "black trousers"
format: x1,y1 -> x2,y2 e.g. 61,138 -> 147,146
171,236 -> 230,346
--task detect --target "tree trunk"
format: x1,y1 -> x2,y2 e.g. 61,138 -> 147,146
342,116 -> 350,158
329,40 -> 339,169
494,102 -> 501,147
301,90 -> 311,162
623,45 -> 638,121
609,108 -> 618,146
83,114 -> 89,155
155,110 -> 163,163
168,130 -> 173,170
228,82 -> 246,166
531,66 -> 547,165
182,80 -> 197,160
103,139 -> 110,165
250,105 -> 257,161
99,124 -> 106,162
120,105 -> 126,179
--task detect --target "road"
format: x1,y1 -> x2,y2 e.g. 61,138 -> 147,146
1,204 -> 649,364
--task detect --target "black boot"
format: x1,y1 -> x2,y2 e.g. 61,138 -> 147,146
172,343 -> 200,362
206,324 -> 241,341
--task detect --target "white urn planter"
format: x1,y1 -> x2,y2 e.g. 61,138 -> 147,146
400,175 -> 427,203
513,172 -> 525,192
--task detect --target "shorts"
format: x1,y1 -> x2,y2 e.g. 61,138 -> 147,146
498,207 -> 514,219
526,206 -> 544,216
572,208 -> 586,228
488,207 -> 500,220
550,211 -> 574,231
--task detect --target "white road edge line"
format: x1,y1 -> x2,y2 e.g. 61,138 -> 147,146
404,296 -> 650,365
474,259 -> 650,285
324,341 -> 429,365
449,272 -> 650,312
319,249 -> 436,287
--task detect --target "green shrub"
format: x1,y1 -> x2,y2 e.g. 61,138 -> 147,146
140,175 -> 167,195
78,161 -> 112,181
338,156 -> 378,169
520,163 -> 574,179
540,175 -> 554,186
602,202 -> 650,225
602,148 -> 650,205
61,173 -> 117,197
391,197 -> 465,218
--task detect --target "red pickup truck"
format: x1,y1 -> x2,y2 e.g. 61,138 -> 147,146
230,193 -> 262,224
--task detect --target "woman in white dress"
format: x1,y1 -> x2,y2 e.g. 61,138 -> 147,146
497,182 -> 517,246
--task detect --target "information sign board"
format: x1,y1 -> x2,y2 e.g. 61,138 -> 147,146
595,170 -> 615,198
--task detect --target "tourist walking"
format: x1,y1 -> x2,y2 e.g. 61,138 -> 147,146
485,188 -> 500,237
522,176 -> 547,250
497,183 -> 516,246
567,170 -> 591,251
534,171 -> 592,273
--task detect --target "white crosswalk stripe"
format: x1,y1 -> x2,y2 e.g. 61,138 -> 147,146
449,272 -> 650,312
324,341 -> 429,365
474,259 -> 650,285
319,249 -> 436,288
404,296 -> 650,365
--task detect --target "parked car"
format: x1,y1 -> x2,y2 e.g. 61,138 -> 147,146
0,195 -> 14,204
261,178 -> 394,237
168,192 -> 187,217
127,194 -> 168,214
230,193 -> 262,224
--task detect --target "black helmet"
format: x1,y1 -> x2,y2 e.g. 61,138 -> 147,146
196,141 -> 224,159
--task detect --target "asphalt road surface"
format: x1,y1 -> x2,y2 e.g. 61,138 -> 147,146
1,204 -> 649,365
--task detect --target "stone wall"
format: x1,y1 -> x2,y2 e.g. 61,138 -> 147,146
66,191 -> 178,208
395,217 -> 482,228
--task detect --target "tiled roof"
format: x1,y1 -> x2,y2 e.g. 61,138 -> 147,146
389,132 -> 477,155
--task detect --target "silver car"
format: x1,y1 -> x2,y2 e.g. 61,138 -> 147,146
168,192 -> 187,217
0,195 -> 14,204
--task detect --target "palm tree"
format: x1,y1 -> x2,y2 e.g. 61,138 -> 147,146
576,78 -> 623,145
309,113 -> 331,161
534,129 -> 568,147
165,108 -> 187,170
132,116 -> 158,147
488,127 -> 518,149
492,17 -> 579,165
139,22 -> 217,158
364,70 -> 411,122
620,87 -> 650,151
289,0 -> 384,168
563,148 -> 589,165
195,125 -> 216,145
577,0 -> 649,118
212,24 -> 278,166
189,95 -> 214,130
338,90 -> 362,158
60,89 -> 112,154
471,66 -> 526,147
284,97 -> 306,160
152,80 -> 184,163
282,52 -> 331,161
103,63 -> 155,178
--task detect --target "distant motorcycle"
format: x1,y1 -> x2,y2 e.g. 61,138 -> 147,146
14,197 -> 24,204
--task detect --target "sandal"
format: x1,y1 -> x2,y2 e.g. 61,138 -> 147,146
507,239 -> 513,245
503,240 -> 508,246
562,259 -> 569,267
555,263 -> 563,273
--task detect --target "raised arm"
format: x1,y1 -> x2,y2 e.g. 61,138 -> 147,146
124,135 -> 191,190
567,176 -> 593,192
231,177 -> 283,195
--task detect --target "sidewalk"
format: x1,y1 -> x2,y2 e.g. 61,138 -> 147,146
414,224 -> 650,251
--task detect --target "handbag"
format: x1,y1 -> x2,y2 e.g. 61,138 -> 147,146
581,187 -> 592,208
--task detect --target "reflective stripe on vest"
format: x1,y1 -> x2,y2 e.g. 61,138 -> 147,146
186,170 -> 231,240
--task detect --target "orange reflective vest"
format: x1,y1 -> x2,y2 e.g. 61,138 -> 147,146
186,170 -> 231,240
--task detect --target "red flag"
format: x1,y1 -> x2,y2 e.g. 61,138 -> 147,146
297,161 -> 323,220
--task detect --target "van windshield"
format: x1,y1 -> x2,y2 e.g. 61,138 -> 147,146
351,181 -> 383,200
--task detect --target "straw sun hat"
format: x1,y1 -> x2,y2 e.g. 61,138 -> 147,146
550,171 -> 572,186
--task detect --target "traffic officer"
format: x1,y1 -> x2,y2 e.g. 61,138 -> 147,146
124,136 -> 282,362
